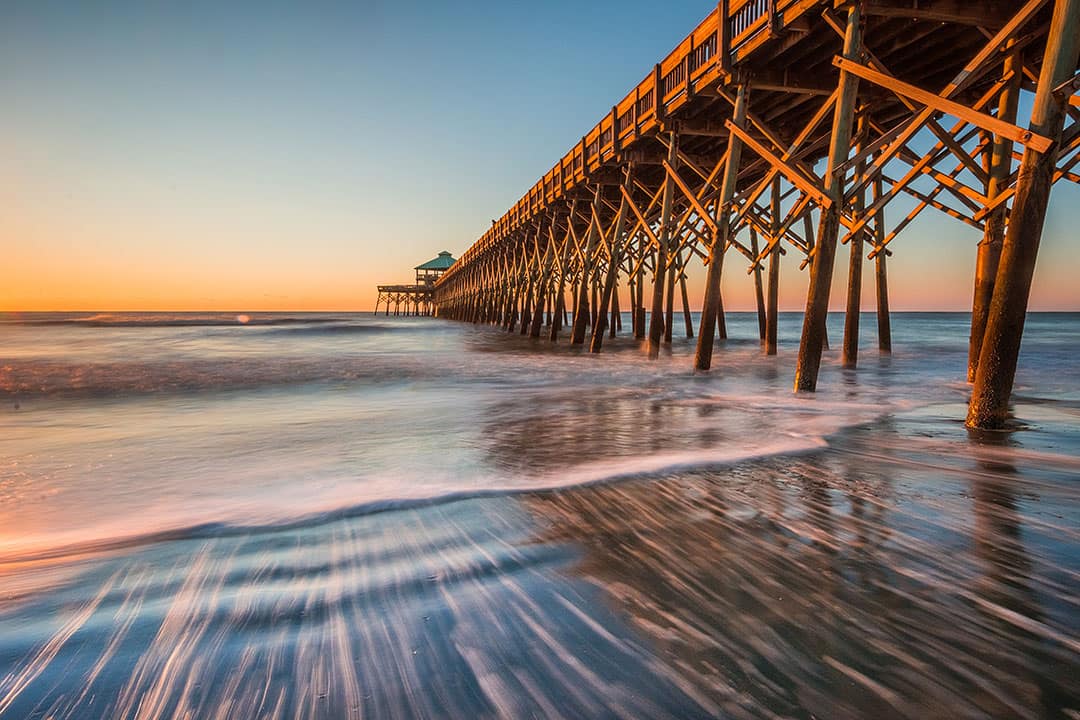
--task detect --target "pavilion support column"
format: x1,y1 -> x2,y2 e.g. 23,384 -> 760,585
628,277 -> 638,336
695,82 -> 747,371
873,177 -> 892,352
573,186 -> 603,344
969,0 -> 1080,429
842,114 -> 869,369
969,45 -> 1022,381
592,166 -> 632,352
794,2 -> 862,392
766,177 -> 781,355
750,228 -> 767,344
649,131 -> 678,358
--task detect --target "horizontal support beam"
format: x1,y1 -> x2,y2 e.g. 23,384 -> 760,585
861,0 -> 1013,27
834,57 -> 1054,153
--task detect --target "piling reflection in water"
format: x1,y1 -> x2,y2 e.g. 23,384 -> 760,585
521,426 -> 1077,718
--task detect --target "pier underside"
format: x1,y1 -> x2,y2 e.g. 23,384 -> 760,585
433,0 -> 1080,429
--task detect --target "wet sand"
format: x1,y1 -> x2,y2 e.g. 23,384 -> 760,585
1,404 -> 1077,719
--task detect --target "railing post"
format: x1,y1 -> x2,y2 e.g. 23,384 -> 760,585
793,2 -> 862,392
653,64 -> 664,121
718,1 -> 731,73
968,0 -> 1080,428
768,0 -> 781,37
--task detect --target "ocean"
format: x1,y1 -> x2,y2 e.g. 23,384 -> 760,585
1,311 -> 1078,718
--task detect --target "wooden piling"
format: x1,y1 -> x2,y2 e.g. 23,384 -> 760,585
611,290 -> 620,338
750,227 -> 767,344
634,245 -> 646,339
794,3 -> 862,392
968,0 -> 1080,429
873,177 -> 891,352
695,82 -> 747,371
766,177 -> 780,355
842,114 -> 868,369
679,255 -> 694,339
968,45 -> 1022,381
649,132 -> 678,357
664,249 -> 677,343
572,187 -> 603,344
592,166 -> 633,352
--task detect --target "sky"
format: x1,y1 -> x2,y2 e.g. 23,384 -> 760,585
2,0 -> 1078,312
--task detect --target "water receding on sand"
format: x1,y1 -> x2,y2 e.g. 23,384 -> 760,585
1,312 -> 1078,717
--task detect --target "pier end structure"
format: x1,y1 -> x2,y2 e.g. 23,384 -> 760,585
375,251 -> 456,316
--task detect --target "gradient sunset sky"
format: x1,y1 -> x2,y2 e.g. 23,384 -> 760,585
3,0 -> 1079,312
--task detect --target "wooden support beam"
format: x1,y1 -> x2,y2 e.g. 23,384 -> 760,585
592,165 -> 634,352
861,0 -> 1014,27
571,186 -> 603,344
794,2 -> 862,392
969,0 -> 1080,428
649,132 -> 678,358
834,57 -> 1054,153
873,177 -> 892,353
842,115 -> 868,369
750,227 -> 767,343
766,176 -> 781,355
695,82 -> 748,371
724,120 -> 833,209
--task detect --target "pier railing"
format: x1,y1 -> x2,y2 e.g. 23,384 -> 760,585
458,0 -> 801,268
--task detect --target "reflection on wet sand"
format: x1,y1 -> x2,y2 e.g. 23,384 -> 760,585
522,426 -> 1078,718
0,423 -> 1076,719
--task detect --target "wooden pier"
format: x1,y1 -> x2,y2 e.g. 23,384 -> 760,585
431,0 -> 1080,429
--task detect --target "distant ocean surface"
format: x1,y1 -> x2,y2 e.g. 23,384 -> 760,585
1,311 -> 1078,718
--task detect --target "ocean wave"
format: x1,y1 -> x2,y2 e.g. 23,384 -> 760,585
0,356 -> 431,399
261,322 -> 400,336
0,434 -> 830,567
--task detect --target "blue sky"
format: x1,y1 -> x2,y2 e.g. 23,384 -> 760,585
2,0 -> 1077,310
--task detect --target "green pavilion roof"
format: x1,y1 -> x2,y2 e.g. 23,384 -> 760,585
415,251 -> 456,271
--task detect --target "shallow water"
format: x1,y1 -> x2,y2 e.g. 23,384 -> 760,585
1,311 -> 1078,718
